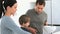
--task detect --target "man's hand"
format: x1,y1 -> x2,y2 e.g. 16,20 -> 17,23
25,27 -> 37,34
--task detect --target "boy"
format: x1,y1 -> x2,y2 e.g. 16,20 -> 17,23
19,15 -> 37,34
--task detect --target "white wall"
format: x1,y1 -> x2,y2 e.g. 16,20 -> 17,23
12,0 -> 36,27
44,0 -> 52,24
52,0 -> 60,24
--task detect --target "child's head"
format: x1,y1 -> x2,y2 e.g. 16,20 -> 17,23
19,15 -> 30,27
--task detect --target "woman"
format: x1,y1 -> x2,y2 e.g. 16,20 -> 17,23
0,0 -> 31,34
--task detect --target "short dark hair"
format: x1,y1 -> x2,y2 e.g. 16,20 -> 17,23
19,15 -> 30,25
36,0 -> 45,6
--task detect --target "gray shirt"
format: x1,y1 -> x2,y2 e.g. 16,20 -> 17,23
1,16 -> 31,34
26,9 -> 47,34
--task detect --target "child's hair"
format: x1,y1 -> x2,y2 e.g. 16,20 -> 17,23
0,0 -> 17,18
19,15 -> 30,25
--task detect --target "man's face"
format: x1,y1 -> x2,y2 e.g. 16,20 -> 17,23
35,4 -> 45,13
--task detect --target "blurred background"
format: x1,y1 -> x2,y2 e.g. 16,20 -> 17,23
0,0 -> 60,34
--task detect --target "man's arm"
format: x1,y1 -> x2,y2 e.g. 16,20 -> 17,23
44,14 -> 48,26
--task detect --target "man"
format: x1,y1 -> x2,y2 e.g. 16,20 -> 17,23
26,0 -> 47,34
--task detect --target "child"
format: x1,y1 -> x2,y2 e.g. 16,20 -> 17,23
19,15 -> 37,34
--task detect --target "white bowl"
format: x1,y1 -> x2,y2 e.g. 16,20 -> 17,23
43,26 -> 56,33
53,31 -> 60,34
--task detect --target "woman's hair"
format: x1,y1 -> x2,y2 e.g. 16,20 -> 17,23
0,0 -> 4,18
19,15 -> 30,25
0,0 -> 17,18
